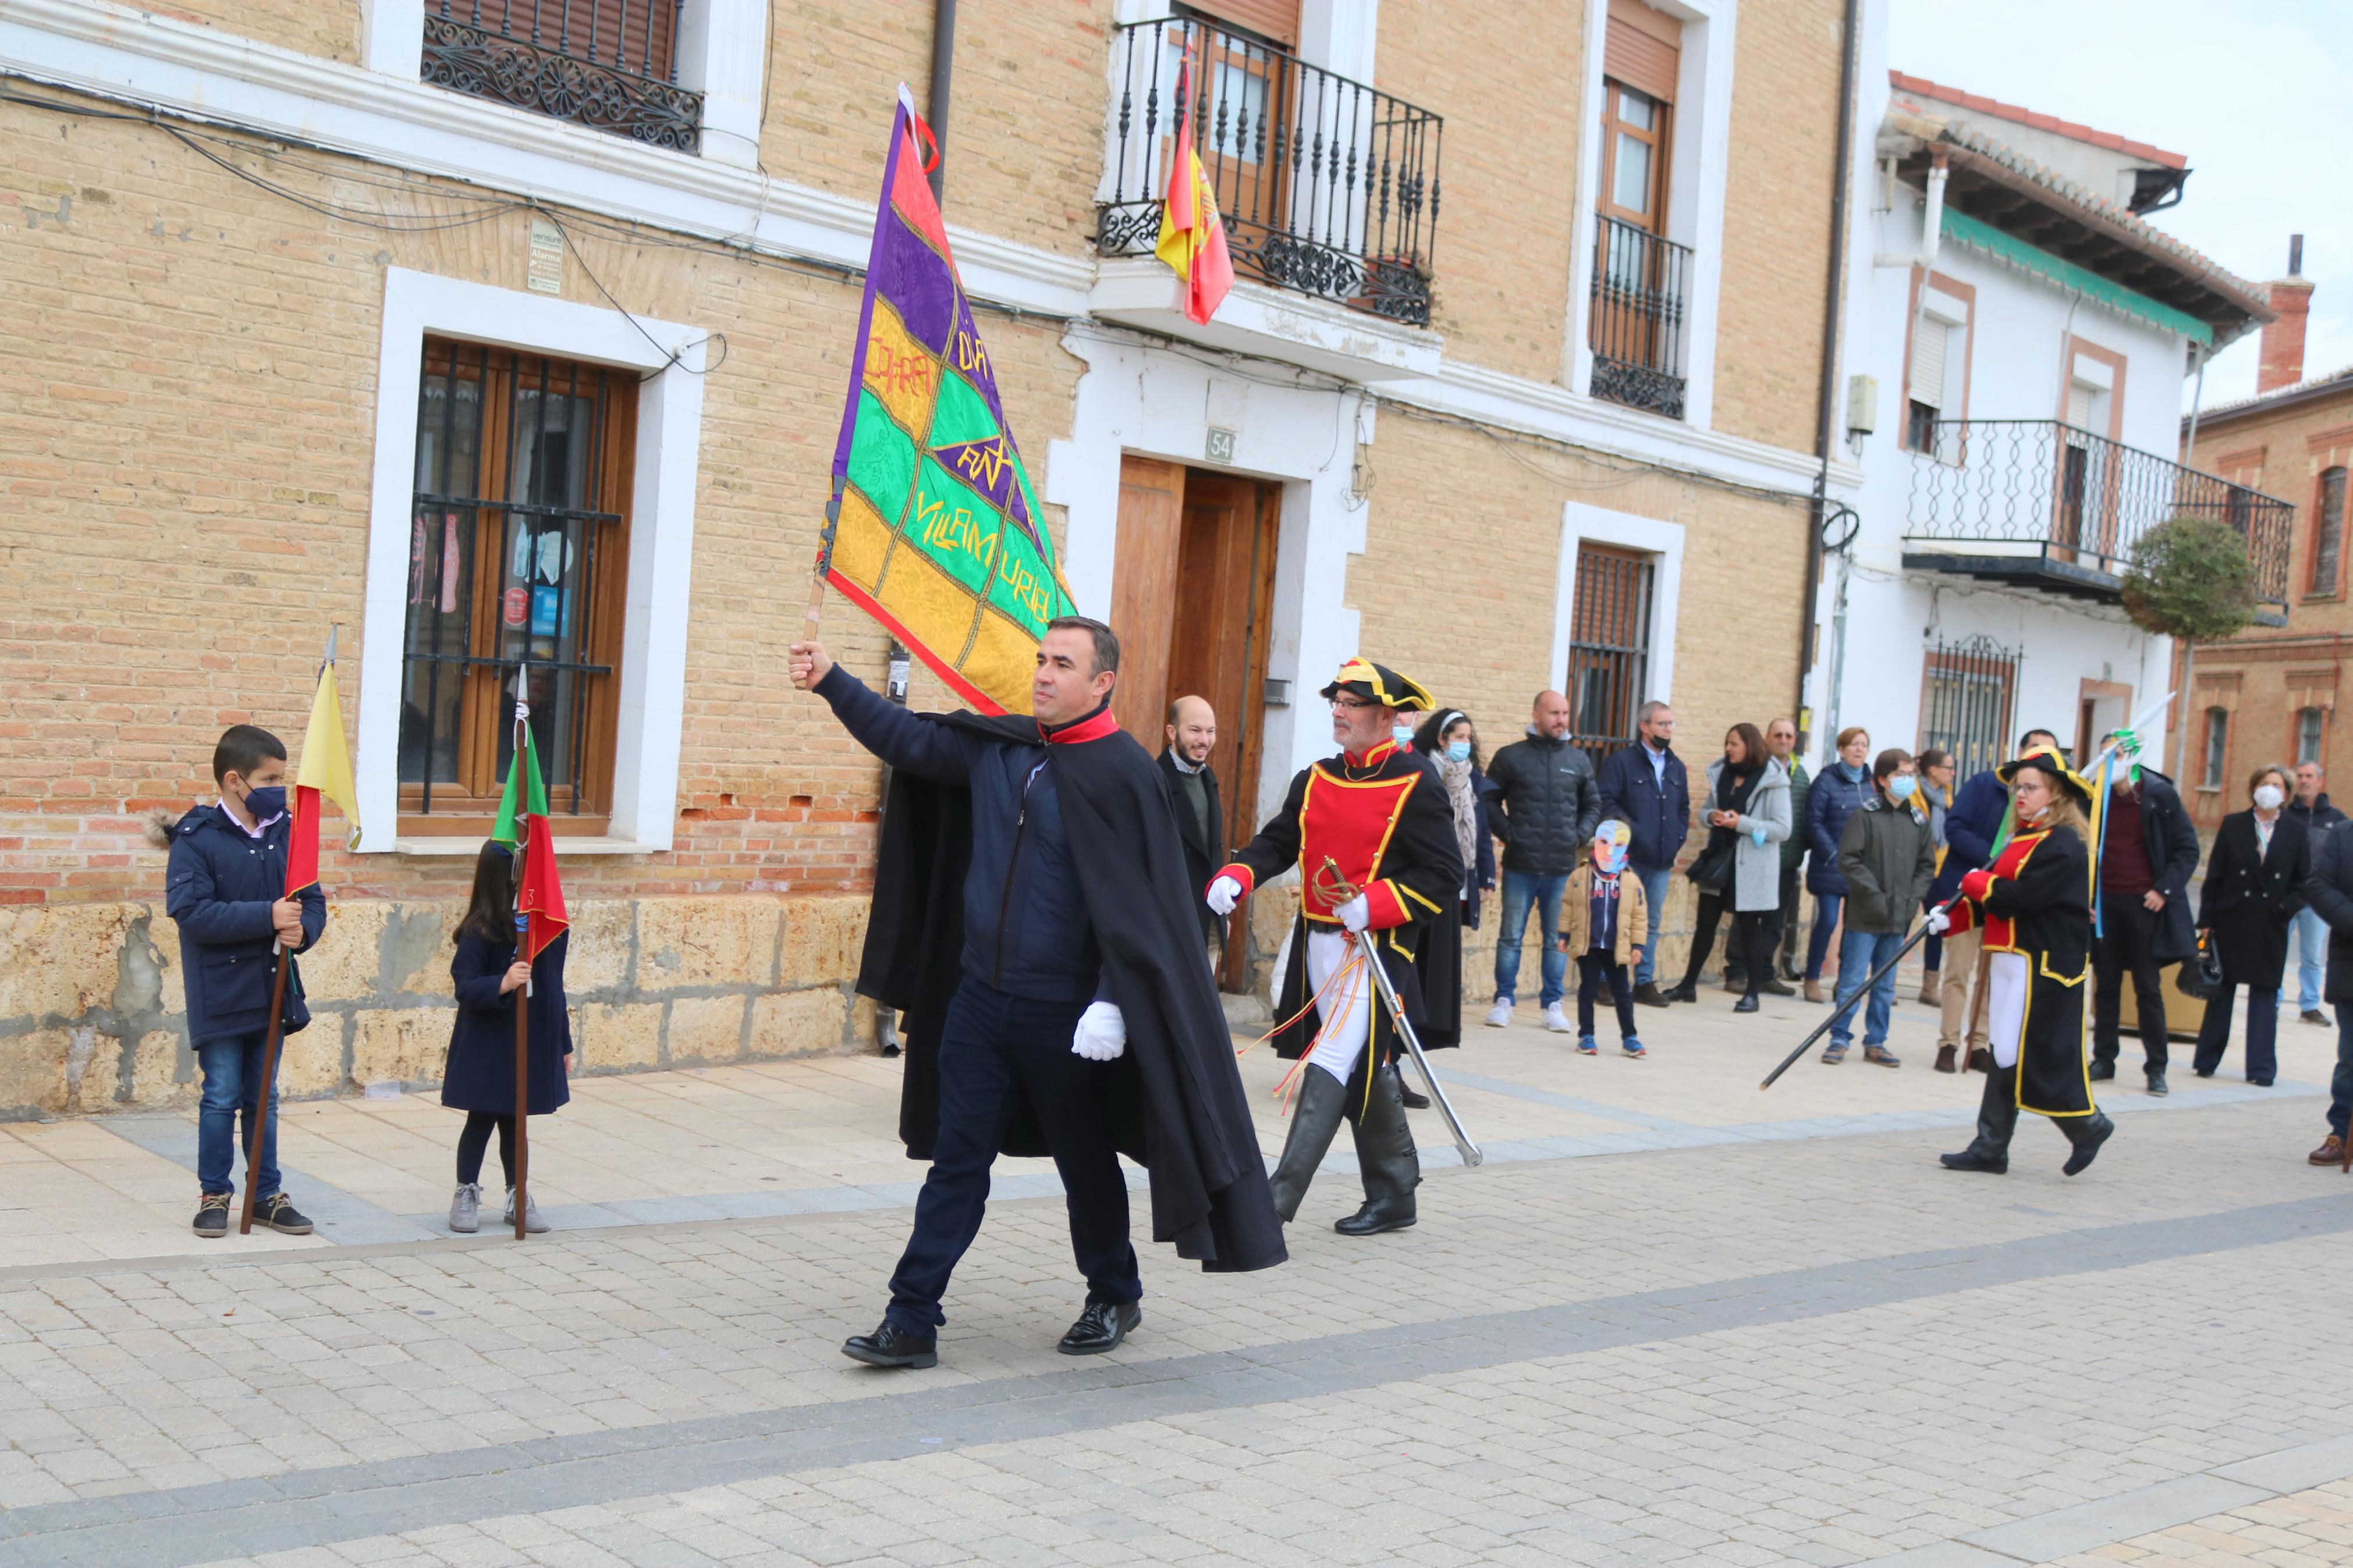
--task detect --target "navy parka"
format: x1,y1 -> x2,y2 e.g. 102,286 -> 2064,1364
164,802 -> 327,1044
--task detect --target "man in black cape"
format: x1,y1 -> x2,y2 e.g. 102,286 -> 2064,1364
790,617 -> 1284,1370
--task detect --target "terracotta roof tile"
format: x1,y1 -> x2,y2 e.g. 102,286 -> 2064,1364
1890,72 -> 2187,169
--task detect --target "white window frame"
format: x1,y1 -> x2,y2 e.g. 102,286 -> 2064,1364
1911,284 -> 1968,461
356,267 -> 706,854
1566,0 -> 1738,429
361,0 -> 769,170
1550,501 -> 1686,709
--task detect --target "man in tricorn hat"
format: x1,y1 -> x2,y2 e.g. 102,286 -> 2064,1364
1207,657 -> 1464,1235
1932,745 -> 2116,1176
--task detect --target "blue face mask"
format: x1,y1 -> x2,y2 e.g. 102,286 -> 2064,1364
240,784 -> 288,819
1392,723 -> 1415,748
1446,740 -> 1472,763
1886,774 -> 1917,801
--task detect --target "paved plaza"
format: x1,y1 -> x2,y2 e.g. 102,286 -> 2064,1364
1,979 -> 2350,1567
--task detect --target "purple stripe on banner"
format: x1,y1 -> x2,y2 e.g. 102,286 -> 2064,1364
829,102 -> 910,489
873,213 -> 957,354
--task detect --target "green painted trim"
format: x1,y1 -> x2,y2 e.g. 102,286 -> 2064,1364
1940,207 -> 2213,346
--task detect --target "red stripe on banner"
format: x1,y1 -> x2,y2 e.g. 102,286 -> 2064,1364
518,813 -> 570,963
823,568 -> 1010,716
284,784 -> 322,895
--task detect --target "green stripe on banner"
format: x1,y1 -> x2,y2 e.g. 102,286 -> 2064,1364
1940,207 -> 2214,346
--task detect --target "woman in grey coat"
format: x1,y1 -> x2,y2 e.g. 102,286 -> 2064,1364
1667,723 -> 1792,1014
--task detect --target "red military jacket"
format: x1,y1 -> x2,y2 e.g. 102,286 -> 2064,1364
1216,739 -> 1461,933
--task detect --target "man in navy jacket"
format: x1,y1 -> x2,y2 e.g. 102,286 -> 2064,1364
1929,727 -> 2059,1071
1596,701 -> 1690,1004
165,725 -> 326,1239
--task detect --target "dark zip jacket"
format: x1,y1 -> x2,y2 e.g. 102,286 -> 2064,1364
818,664 -> 1105,1005
164,802 -> 328,1045
1485,729 -> 1601,876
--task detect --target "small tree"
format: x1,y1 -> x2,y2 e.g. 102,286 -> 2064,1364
2118,515 -> 2258,780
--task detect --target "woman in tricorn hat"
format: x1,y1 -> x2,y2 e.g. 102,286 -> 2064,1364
1932,746 -> 2116,1176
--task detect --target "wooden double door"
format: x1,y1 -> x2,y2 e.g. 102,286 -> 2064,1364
1109,456 -> 1283,986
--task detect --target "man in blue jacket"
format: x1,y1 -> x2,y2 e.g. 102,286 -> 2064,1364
165,725 -> 326,1240
1596,701 -> 1689,1005
1930,727 -> 2059,1072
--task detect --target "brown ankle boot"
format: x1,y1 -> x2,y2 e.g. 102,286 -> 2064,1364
1966,1046 -> 1993,1073
1934,1044 -> 1957,1073
1918,975 -> 1941,1006
1803,977 -> 1825,1004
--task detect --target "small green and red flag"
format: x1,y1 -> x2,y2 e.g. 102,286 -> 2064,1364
492,717 -> 568,963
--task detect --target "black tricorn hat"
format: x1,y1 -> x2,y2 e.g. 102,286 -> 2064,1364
1997,745 -> 2092,804
1319,657 -> 1435,712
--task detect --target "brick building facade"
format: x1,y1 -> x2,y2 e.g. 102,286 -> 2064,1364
1,0 -> 1859,1118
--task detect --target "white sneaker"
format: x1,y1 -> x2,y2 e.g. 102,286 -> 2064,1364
448,1182 -> 481,1234
1485,1001 -> 1514,1029
1542,1002 -> 1573,1034
504,1186 -> 551,1234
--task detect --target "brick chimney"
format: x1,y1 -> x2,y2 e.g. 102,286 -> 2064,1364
2258,234 -> 2313,394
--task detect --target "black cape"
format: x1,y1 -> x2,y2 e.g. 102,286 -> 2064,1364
855,711 -> 1287,1275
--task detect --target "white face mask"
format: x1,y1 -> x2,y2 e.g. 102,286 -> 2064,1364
2254,784 -> 2285,811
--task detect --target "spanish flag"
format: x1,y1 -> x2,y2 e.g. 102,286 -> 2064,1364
1154,56 -> 1233,326
284,650 -> 360,895
492,718 -> 569,963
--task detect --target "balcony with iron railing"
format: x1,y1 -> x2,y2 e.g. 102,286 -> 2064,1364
1094,16 -> 1442,326
1904,420 -> 2294,618
422,1 -> 702,153
1587,215 -> 1693,420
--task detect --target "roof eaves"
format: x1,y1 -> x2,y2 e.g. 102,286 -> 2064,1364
1889,71 -> 2188,169
2185,365 -> 2353,431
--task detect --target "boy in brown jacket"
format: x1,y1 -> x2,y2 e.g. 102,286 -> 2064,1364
1559,821 -> 1651,1058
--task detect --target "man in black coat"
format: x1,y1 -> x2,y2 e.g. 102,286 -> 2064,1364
1482,689 -> 1600,1032
2288,762 -> 2347,1026
792,619 -> 1284,1371
1159,695 -> 1224,951
2088,737 -> 2200,1095
1596,701 -> 1691,1005
2303,825 -> 2353,1164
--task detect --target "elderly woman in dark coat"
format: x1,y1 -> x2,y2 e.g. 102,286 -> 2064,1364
1404,710 -> 1499,1104
442,841 -> 572,1234
2192,763 -> 2311,1087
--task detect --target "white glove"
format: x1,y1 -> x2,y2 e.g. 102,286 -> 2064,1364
1071,1000 -> 1127,1061
1925,905 -> 1951,935
1336,893 -> 1371,933
1205,875 -> 1242,916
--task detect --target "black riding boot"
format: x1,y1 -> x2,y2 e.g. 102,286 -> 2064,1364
2057,1110 -> 2115,1176
1940,1061 -> 2018,1173
1336,1062 -> 1420,1236
1268,1066 -> 1347,1222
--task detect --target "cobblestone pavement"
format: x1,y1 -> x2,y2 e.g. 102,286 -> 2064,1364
1,986 -> 2350,1566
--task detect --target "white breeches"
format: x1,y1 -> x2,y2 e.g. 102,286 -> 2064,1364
1986,950 -> 2028,1070
1304,929 -> 1374,1084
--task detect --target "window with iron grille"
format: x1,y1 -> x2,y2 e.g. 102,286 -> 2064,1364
1916,635 -> 2016,782
400,339 -> 635,837
2299,706 -> 2324,766
2313,466 -> 2347,597
422,1 -> 702,152
1564,545 -> 1655,767
2202,707 -> 2228,791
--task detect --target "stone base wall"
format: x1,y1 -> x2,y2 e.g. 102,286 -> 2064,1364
0,894 -> 878,1119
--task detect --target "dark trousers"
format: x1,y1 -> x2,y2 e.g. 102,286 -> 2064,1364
2091,895 -> 2170,1072
1770,862 -> 1802,976
885,978 -> 1140,1334
2194,979 -> 2279,1084
1576,953 -> 1637,1040
456,1112 -> 516,1186
1683,893 -> 1772,997
1805,892 -> 1841,981
2328,1008 -> 2353,1139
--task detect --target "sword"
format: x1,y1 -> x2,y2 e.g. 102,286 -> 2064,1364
1349,929 -> 1483,1168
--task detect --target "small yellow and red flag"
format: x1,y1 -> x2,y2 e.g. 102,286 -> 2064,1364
1154,54 -> 1234,325
285,638 -> 360,895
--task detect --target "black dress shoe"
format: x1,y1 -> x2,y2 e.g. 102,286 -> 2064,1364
1758,977 -> 1796,997
1632,983 -> 1670,1008
1335,1198 -> 1416,1236
1662,982 -> 1699,1004
1939,1148 -> 2008,1174
2145,1071 -> 2169,1097
1392,1066 -> 1431,1110
842,1320 -> 938,1369
1733,994 -> 1759,1014
2088,1060 -> 2115,1082
1057,1301 -> 1141,1356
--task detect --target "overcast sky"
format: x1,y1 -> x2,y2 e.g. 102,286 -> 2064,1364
1886,0 -> 2348,415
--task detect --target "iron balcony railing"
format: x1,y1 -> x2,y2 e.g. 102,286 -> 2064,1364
1588,215 -> 1693,420
1095,16 -> 1442,326
422,0 -> 701,153
1906,419 -> 2294,611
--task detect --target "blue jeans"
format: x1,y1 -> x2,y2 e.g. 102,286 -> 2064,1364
1493,870 -> 1569,1008
196,1032 -> 282,1197
1830,930 -> 1905,1050
1632,867 -> 1671,987
2296,907 -> 2328,1013
2329,1009 -> 2353,1138
1805,893 -> 1843,982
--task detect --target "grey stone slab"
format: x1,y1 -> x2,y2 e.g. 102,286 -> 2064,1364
1961,1473 -> 2271,1561
2209,1427 -> 2353,1494
97,1114 -> 437,1246
1859,1542 -> 2037,1566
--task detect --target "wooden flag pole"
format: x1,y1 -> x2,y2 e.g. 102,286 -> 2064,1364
511,701 -> 531,1240
237,951 -> 291,1236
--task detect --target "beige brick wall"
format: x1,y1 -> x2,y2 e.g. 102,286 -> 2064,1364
151,0 -> 359,63
1709,0 -> 1845,453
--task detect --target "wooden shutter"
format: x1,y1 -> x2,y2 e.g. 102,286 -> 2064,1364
1189,0 -> 1299,47
1910,320 -> 1949,408
1606,0 -> 1682,101
2065,380 -> 2095,431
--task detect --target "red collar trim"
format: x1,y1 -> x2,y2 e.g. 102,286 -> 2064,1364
1042,705 -> 1120,745
1344,738 -> 1400,769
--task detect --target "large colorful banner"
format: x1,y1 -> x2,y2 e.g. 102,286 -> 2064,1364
821,98 -> 1079,715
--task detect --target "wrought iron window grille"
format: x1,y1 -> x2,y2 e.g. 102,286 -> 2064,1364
1095,16 -> 1442,327
422,1 -> 701,154
1565,546 -> 1656,769
1588,214 -> 1692,421
1905,419 -> 2294,613
1917,634 -> 2018,783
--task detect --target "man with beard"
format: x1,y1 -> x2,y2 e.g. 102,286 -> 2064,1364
1161,695 -> 1225,963
1208,658 -> 1462,1236
791,619 -> 1284,1370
